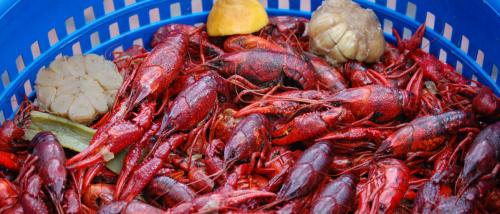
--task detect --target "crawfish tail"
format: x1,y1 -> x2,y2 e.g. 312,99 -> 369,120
310,174 -> 358,214
376,110 -> 471,158
146,176 -> 196,207
223,113 -> 270,164
31,132 -> 67,202
212,50 -> 317,89
456,121 -> 500,194
97,201 -> 164,214
277,141 -> 334,200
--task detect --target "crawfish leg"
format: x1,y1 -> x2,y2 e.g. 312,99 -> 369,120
118,134 -> 187,201
114,122 -> 160,199
0,151 -> 19,171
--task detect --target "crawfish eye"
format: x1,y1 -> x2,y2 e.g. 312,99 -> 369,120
150,136 -> 158,143
217,94 -> 226,103
208,60 -> 224,70
165,123 -> 174,130
378,204 -> 387,212
372,111 -> 383,121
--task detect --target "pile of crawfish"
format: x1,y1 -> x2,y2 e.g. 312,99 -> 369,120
1,16 -> 499,214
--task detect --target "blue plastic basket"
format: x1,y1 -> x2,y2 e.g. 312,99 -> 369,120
0,0 -> 499,121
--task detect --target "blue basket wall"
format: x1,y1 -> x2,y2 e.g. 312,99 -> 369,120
0,0 -> 499,121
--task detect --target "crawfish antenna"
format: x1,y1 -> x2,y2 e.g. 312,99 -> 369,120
256,198 -> 286,211
47,188 -> 65,214
211,158 -> 237,180
392,28 -> 404,50
406,68 -> 424,98
334,156 -> 373,177
455,176 -> 476,200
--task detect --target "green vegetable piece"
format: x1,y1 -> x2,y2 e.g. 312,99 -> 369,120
25,111 -> 124,173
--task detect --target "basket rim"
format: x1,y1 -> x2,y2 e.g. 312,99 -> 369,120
1,0 -> 499,119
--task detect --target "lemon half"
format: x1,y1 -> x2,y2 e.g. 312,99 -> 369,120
207,0 -> 269,36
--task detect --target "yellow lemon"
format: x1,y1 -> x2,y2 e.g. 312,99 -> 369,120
207,0 -> 269,36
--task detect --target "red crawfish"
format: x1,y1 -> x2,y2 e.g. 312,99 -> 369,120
266,16 -> 308,38
262,146 -> 301,179
260,147 -> 301,193
224,34 -> 286,53
204,139 -> 227,185
413,145 -> 459,214
169,190 -> 275,213
419,87 -> 445,116
430,180 -> 494,214
20,174 -> 49,214
209,50 -> 317,89
412,49 -> 470,86
151,24 -> 224,61
277,141 -> 334,201
484,187 -> 500,212
310,174 -> 358,214
344,61 -> 391,88
327,142 -> 379,155
0,177 -> 18,212
0,120 -> 24,151
146,176 -> 196,208
97,200 -> 164,214
236,90 -> 332,118
456,121 -> 500,194
329,155 -> 354,175
168,68 -> 209,97
305,53 -> 347,93
328,154 -> 373,176
387,61 -> 419,89
114,121 -> 160,199
151,24 -> 194,47
115,31 -> 190,122
0,96 -> 32,151
394,24 -> 426,53
222,36 -> 345,93
223,163 -> 269,191
0,120 -> 25,171
130,32 -> 189,102
356,158 -> 410,214
376,110 -> 473,159
117,133 -> 187,201
381,26 -> 425,89
317,127 -> 393,144
170,154 -> 215,194
0,151 -> 20,171
30,132 -> 67,202
472,86 -> 500,119
272,107 -> 355,145
326,84 -> 421,123
67,31 -> 189,169
3,155 -> 50,214
260,16 -> 309,54
159,72 -> 231,137
276,198 -> 309,213
379,43 -> 403,69
66,102 -> 154,170
112,45 -> 148,75
211,108 -> 242,142
379,26 -> 423,79
62,187 -> 80,214
224,113 -> 270,167
82,183 -> 114,210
